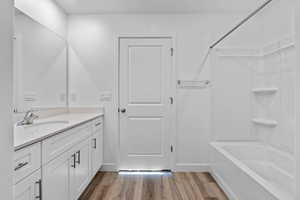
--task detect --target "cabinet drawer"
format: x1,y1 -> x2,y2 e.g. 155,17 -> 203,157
42,123 -> 92,164
14,142 -> 41,184
92,117 -> 103,132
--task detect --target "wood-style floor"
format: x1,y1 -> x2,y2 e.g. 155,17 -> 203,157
79,172 -> 228,200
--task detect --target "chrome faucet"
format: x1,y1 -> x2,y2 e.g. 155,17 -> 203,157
17,110 -> 39,126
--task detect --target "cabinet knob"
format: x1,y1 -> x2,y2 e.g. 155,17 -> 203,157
119,108 -> 126,113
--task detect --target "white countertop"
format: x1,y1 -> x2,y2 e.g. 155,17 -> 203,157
14,112 -> 104,151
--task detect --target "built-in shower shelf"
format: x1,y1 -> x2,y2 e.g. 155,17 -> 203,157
252,118 -> 278,127
252,88 -> 278,94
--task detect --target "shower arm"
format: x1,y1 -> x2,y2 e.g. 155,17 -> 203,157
209,0 -> 274,50
180,0 -> 274,84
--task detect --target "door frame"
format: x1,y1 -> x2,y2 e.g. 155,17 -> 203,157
114,34 -> 177,171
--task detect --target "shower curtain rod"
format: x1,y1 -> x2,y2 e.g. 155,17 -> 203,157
209,0 -> 273,49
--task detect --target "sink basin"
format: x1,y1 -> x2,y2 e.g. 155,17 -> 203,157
20,120 -> 69,128
14,120 -> 71,147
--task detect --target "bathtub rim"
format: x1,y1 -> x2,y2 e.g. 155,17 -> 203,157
210,141 -> 294,200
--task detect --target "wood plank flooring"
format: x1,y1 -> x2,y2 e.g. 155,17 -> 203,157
79,172 -> 228,200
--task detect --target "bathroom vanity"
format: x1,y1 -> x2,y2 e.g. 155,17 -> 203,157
12,7 -> 104,200
13,113 -> 104,200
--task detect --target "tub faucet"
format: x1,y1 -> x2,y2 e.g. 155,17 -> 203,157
17,110 -> 39,126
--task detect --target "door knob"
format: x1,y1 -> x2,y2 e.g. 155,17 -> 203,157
120,108 -> 126,113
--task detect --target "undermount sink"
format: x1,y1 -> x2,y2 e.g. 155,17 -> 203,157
20,120 -> 69,128
14,120 -> 70,139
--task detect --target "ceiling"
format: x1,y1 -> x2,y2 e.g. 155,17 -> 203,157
55,0 -> 265,14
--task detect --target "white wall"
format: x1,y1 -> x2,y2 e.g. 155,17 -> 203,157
0,0 -> 13,199
211,50 -> 259,141
14,0 -> 67,38
68,13 -> 243,170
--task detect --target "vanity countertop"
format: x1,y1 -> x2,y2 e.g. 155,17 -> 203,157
14,112 -> 104,151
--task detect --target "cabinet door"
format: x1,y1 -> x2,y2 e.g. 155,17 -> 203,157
91,130 -> 103,177
14,170 -> 42,200
70,138 -> 91,200
43,150 -> 72,200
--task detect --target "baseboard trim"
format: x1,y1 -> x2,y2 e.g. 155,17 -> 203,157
100,163 -> 118,172
209,168 -> 238,200
100,163 -> 211,172
175,163 -> 210,172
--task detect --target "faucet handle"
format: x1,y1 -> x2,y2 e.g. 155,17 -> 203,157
32,113 -> 39,120
24,109 -> 33,117
25,109 -> 39,121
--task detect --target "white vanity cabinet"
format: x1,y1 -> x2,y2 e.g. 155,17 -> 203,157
43,117 -> 103,200
14,115 -> 104,200
43,137 -> 93,200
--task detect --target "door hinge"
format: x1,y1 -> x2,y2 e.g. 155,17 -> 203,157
169,97 -> 174,105
170,48 -> 174,56
171,145 -> 174,153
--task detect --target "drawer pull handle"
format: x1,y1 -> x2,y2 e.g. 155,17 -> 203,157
71,154 -> 76,168
76,151 -> 81,165
93,138 -> 97,149
95,122 -> 102,127
35,179 -> 42,200
14,162 -> 29,171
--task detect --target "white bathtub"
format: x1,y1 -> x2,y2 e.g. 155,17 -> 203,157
210,142 -> 295,200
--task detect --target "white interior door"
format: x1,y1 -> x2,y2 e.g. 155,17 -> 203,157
119,37 -> 173,170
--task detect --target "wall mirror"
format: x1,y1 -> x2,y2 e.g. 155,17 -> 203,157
13,8 -> 68,113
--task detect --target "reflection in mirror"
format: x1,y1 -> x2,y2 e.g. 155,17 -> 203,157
13,8 -> 67,113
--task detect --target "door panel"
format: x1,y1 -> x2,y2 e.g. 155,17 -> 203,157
127,117 -> 164,155
128,46 -> 162,103
70,139 -> 91,200
119,37 -> 172,170
43,152 -> 70,200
